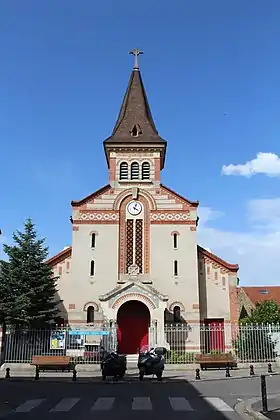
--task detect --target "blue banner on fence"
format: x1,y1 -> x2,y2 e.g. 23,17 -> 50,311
68,330 -> 110,336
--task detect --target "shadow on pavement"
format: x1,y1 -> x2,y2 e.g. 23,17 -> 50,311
0,373 -> 239,419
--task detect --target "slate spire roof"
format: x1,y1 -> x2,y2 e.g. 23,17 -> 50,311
104,49 -> 167,168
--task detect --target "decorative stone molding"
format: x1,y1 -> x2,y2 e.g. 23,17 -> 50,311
75,211 -> 119,224
83,302 -> 99,312
151,212 -> 191,222
78,212 -> 119,221
111,292 -> 156,311
169,301 -> 185,312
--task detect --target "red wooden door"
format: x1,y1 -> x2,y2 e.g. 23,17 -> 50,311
205,319 -> 225,352
117,301 -> 150,354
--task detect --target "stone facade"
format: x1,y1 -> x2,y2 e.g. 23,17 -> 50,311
47,57 -> 239,353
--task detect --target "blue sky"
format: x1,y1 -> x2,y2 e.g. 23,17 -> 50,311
1,0 -> 280,285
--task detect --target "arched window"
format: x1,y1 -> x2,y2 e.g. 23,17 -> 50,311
90,260 -> 95,276
91,233 -> 96,248
173,306 -> 181,323
141,162 -> 150,180
173,260 -> 178,276
87,306 -> 95,323
120,162 -> 128,180
131,162 -> 139,180
173,233 -> 178,249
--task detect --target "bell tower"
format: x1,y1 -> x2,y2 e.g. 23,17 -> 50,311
103,49 -> 167,189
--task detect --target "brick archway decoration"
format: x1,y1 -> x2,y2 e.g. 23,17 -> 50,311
89,230 -> 99,236
113,188 -> 156,211
169,301 -> 185,312
112,293 -> 156,313
118,195 -> 150,275
83,301 -> 99,312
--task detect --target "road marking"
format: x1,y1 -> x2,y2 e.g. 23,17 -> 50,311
91,397 -> 115,411
169,397 -> 194,411
132,397 -> 152,410
204,397 -> 234,412
50,398 -> 80,412
15,399 -> 45,413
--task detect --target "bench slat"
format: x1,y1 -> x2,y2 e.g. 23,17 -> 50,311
31,356 -> 71,366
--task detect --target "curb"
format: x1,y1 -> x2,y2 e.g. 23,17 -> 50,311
235,395 -> 280,420
0,373 -> 278,383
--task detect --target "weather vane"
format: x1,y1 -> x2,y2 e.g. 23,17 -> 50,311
129,48 -> 143,70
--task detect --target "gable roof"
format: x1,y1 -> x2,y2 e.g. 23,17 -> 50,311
71,184 -> 111,207
46,246 -> 72,267
197,245 -> 239,272
160,184 -> 199,207
99,281 -> 168,302
240,286 -> 280,305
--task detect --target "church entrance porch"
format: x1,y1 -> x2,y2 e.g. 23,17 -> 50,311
117,300 -> 150,354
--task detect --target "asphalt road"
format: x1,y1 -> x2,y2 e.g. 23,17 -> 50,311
0,374 -> 279,420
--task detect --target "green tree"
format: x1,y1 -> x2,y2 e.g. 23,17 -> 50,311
235,300 -> 280,362
0,218 -> 60,328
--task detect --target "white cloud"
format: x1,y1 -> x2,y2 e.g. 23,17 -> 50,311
221,152 -> 280,177
197,200 -> 280,285
248,198 -> 280,230
197,206 -> 223,228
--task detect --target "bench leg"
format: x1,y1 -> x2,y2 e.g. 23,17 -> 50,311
35,366 -> 40,380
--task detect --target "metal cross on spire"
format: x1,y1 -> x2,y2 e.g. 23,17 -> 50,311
129,48 -> 143,70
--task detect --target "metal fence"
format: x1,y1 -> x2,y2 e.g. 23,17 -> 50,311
2,324 -> 117,364
2,323 -> 280,365
160,323 -> 280,364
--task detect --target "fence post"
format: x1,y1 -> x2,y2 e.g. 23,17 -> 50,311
260,375 -> 268,413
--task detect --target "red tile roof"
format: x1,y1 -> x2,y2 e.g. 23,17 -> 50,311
241,286 -> 280,305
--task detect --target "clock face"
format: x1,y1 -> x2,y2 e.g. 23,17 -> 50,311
127,201 -> 142,216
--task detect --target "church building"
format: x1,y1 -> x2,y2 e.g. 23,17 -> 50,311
47,50 -> 239,355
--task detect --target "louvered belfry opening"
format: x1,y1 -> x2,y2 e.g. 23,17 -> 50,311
131,162 -> 139,179
120,162 -> 128,180
141,162 -> 150,180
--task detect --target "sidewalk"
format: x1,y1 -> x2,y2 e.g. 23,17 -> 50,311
251,396 -> 280,420
0,364 -> 278,382
236,395 -> 280,420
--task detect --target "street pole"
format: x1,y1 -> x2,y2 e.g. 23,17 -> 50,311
261,375 -> 268,413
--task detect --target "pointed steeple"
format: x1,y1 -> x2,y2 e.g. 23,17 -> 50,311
104,49 -> 167,168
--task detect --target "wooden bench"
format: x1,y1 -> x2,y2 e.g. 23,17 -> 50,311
195,353 -> 237,370
31,356 -> 75,372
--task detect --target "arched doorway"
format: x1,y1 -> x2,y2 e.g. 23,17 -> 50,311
117,300 -> 150,354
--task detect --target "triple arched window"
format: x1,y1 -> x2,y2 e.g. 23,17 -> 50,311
119,161 -> 150,180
